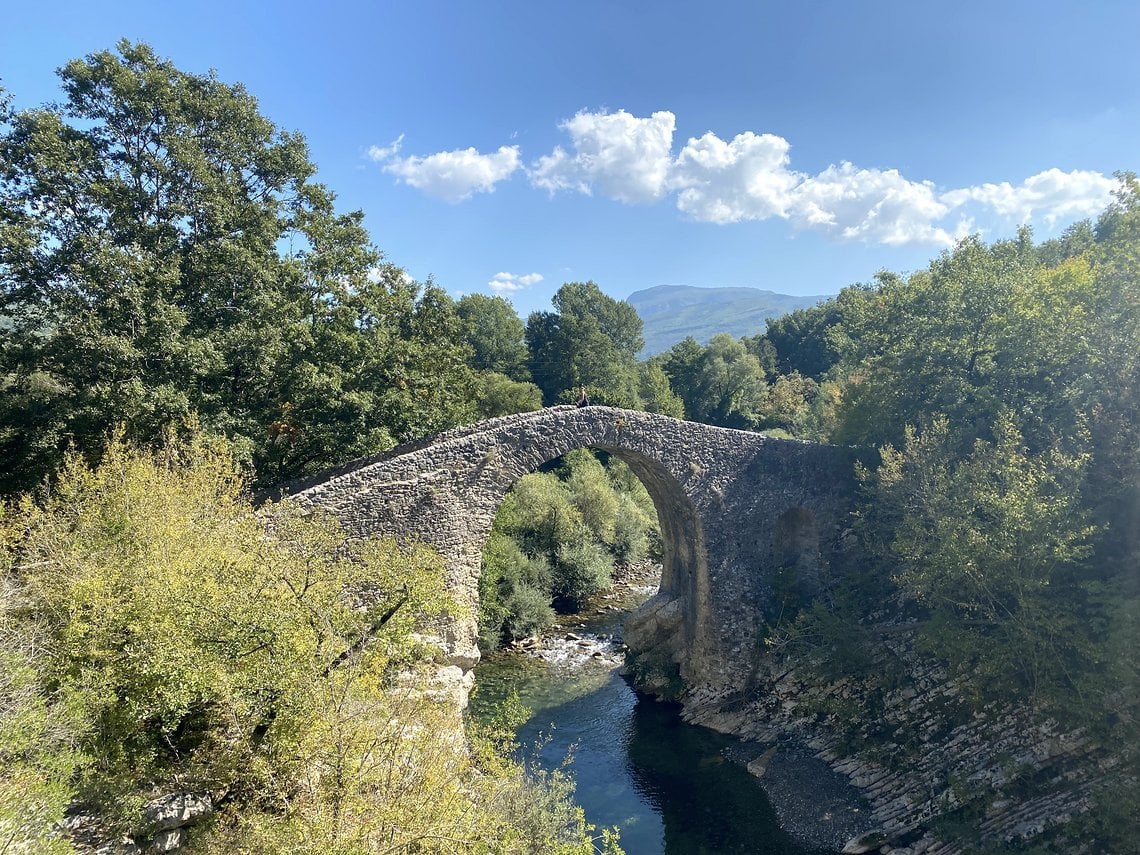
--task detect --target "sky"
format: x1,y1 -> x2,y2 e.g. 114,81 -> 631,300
3,1 -> 1138,317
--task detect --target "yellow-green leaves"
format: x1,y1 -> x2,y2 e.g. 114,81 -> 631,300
1,436 -> 451,836
861,413 -> 1099,706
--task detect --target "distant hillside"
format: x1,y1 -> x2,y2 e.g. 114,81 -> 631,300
627,285 -> 831,356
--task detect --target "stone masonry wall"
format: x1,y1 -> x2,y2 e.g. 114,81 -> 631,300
292,405 -> 862,690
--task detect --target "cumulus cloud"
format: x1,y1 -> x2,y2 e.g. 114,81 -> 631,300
670,131 -> 801,223
488,271 -> 543,295
529,109 -> 676,203
370,139 -> 521,203
788,163 -> 958,246
941,168 -> 1118,226
372,111 -> 1119,245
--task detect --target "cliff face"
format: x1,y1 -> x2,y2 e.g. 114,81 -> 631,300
630,627 -> 1103,855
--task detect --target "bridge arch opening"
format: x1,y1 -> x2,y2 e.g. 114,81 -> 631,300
477,440 -> 709,664
771,506 -> 823,604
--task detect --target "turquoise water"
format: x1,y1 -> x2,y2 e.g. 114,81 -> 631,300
472,642 -> 833,855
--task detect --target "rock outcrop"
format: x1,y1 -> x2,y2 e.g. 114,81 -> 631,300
674,629 -> 1102,853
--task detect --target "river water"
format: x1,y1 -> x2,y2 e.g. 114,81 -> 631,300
470,581 -> 835,855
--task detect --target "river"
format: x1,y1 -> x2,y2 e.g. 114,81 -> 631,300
469,574 -> 837,855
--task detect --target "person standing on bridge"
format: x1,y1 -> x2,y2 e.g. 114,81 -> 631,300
576,384 -> 590,408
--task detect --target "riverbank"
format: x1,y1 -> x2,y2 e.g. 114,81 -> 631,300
476,561 -> 866,855
498,560 -> 877,852
676,633 -> 1101,855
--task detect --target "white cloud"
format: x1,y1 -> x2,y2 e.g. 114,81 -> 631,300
488,271 -> 543,295
529,109 -> 676,203
789,163 -> 958,246
373,110 -> 1119,246
941,168 -> 1117,226
377,144 -> 521,203
670,131 -> 801,223
367,135 -> 404,162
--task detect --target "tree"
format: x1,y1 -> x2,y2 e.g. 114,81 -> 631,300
525,282 -> 643,405
757,301 -> 844,380
1037,219 -> 1095,267
859,414 -> 1099,708
473,371 -> 543,419
657,337 -> 703,415
457,294 -> 530,381
636,360 -> 684,418
0,42 -> 474,493
662,334 -> 767,429
0,435 -> 453,833
1081,173 -> 1140,592
2,436 -> 623,853
756,370 -> 819,434
829,232 -> 1094,453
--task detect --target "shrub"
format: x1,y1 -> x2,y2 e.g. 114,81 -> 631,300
612,494 -> 650,564
504,584 -> 556,641
563,450 -> 618,545
553,542 -> 612,609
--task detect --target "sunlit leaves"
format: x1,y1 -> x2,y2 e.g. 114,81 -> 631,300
0,42 -> 476,493
860,413 -> 1099,704
1,436 -> 450,831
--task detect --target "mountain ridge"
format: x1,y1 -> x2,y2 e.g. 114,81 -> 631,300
626,284 -> 831,355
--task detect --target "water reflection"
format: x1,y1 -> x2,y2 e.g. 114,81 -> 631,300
472,651 -> 833,855
626,697 -> 831,855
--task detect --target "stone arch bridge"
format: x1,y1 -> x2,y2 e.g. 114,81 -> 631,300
292,406 -> 864,696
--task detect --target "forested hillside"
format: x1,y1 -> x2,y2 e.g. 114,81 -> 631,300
627,284 -> 829,356
1,41 -> 1136,853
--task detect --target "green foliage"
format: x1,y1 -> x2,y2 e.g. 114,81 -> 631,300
478,452 -> 659,647
497,472 -> 588,559
526,282 -> 643,406
756,370 -> 819,434
1036,218 -> 1095,267
457,294 -> 530,381
636,361 -> 685,418
553,541 -> 613,609
474,371 -> 543,419
757,299 -> 846,380
612,494 -> 651,565
0,437 -> 621,853
661,333 -> 768,428
2,436 -> 454,829
829,233 -> 1101,454
860,412 -> 1113,713
0,41 -> 475,494
478,531 -> 555,647
563,449 -> 619,546
504,584 -> 558,642
0,593 -> 85,853
748,190 -> 1139,850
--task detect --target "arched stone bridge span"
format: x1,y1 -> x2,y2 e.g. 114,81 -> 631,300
292,406 -> 863,695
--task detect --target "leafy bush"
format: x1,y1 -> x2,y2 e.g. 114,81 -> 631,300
478,451 -> 661,646
504,584 -> 557,641
612,494 -> 651,564
475,372 -> 543,419
479,533 -> 555,647
0,437 -> 620,852
563,449 -> 618,545
553,541 -> 612,609
498,473 -> 587,557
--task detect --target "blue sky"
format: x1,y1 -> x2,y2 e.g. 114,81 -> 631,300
4,1 -> 1137,316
